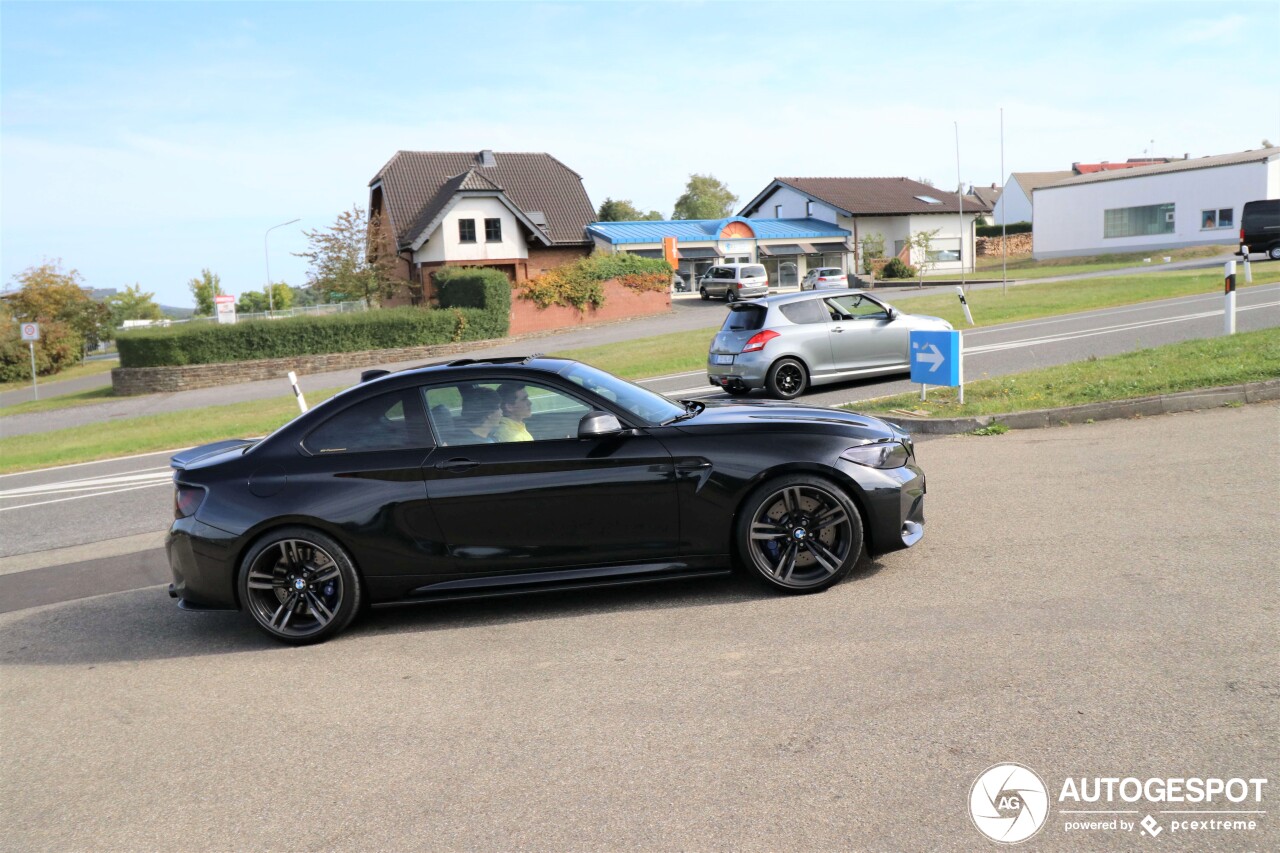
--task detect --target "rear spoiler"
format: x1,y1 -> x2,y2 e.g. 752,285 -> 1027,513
170,438 -> 258,471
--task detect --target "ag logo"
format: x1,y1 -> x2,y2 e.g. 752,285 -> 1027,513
968,763 -> 1050,844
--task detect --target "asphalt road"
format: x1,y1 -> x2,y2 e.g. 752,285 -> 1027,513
2,403 -> 1276,851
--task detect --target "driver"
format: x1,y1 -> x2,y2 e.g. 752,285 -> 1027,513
493,383 -> 534,442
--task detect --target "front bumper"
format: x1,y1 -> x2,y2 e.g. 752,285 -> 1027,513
835,458 -> 926,553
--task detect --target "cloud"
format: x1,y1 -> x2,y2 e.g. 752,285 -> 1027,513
1165,13 -> 1247,45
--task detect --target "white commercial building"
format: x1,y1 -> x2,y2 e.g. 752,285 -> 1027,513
1033,147 -> 1280,258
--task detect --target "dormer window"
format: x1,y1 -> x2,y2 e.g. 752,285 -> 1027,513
459,219 -> 476,243
485,218 -> 502,242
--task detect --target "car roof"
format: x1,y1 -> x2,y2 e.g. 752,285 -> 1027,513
340,355 -> 583,397
733,290 -> 876,309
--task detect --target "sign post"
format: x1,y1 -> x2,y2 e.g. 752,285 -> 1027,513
20,322 -> 40,400
1224,260 -> 1236,335
910,329 -> 964,404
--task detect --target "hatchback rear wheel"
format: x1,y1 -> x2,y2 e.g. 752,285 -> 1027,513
239,527 -> 362,644
766,357 -> 807,399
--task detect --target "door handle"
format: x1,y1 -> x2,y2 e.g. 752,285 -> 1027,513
832,326 -> 845,332
675,459 -> 712,472
435,457 -> 480,472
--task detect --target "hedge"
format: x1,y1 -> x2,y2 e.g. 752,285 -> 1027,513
977,221 -> 1032,237
435,266 -> 512,314
118,269 -> 511,368
517,252 -> 671,311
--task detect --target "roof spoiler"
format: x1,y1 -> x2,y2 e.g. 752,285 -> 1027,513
361,369 -> 390,383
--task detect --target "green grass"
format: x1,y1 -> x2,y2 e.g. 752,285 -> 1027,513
0,356 -> 117,393
848,326 -> 1280,419
551,329 -> 719,379
0,385 -> 345,474
1,386 -> 118,416
923,243 -> 1234,280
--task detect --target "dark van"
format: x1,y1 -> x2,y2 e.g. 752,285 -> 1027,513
1240,199 -> 1280,260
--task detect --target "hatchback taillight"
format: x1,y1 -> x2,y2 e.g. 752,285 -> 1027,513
174,484 -> 206,519
742,330 -> 779,353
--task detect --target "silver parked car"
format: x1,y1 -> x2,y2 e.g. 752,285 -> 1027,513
799,267 -> 849,290
698,263 -> 770,302
706,291 -> 952,399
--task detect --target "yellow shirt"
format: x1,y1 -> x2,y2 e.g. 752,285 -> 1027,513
493,417 -> 533,442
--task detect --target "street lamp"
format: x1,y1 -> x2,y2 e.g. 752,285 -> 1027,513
264,218 -> 300,313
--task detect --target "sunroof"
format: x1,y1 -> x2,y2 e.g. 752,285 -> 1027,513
914,195 -> 943,204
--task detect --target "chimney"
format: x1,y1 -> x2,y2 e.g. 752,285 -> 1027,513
479,149 -> 496,167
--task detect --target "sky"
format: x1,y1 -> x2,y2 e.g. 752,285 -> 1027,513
2,1 -> 1278,309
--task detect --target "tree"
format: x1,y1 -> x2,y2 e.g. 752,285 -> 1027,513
237,282 -> 294,314
7,260 -> 109,354
671,174 -> 737,220
917,177 -> 935,187
188,268 -> 224,316
858,232 -> 886,275
907,228 -> 942,285
107,284 -> 163,326
597,198 -> 663,222
294,205 -> 404,306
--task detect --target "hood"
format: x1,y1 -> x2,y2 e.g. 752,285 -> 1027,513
672,399 -> 900,441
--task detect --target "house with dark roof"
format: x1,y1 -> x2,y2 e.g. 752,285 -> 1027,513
1033,146 -> 1280,259
740,177 -> 987,274
368,149 -> 595,304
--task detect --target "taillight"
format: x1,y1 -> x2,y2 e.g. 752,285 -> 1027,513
174,484 -> 206,519
742,330 -> 779,353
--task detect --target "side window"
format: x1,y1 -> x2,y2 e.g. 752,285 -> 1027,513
716,268 -> 733,280
485,217 -> 502,242
779,299 -> 828,325
304,390 -> 432,454
825,294 -> 886,320
424,381 -> 592,446
458,219 -> 477,243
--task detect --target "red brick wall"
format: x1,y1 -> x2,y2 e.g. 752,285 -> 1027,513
526,244 -> 592,277
510,278 -> 670,336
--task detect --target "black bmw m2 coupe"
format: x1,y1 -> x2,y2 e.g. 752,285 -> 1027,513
166,357 -> 926,643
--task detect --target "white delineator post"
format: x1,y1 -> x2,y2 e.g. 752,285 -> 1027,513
956,286 -> 974,326
1224,261 -> 1237,335
1241,246 -> 1252,283
957,331 -> 965,405
288,371 -> 308,413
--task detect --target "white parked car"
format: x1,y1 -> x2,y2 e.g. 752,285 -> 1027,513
799,268 -> 848,290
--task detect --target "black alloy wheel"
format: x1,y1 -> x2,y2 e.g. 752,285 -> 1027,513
737,476 -> 863,592
700,287 -> 710,301
239,527 -> 361,644
766,357 -> 807,399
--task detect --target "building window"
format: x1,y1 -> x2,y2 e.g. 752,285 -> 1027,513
458,219 -> 476,243
806,200 -> 815,216
485,218 -> 502,242
1103,203 -> 1175,238
1201,208 -> 1234,230
926,238 -> 962,263
774,204 -> 782,218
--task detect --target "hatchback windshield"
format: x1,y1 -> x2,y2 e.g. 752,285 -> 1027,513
556,362 -> 684,425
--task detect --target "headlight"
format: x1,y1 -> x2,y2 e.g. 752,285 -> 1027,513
840,441 -> 909,469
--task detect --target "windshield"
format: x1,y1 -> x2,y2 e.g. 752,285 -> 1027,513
556,362 -> 685,425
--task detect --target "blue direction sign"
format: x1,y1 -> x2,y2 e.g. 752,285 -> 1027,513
909,329 -> 962,386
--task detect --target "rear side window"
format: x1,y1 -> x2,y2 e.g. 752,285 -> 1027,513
722,305 -> 766,331
304,389 -> 432,454
714,268 -> 733,279
779,299 -> 828,325
741,265 -> 767,279
1243,200 -> 1280,231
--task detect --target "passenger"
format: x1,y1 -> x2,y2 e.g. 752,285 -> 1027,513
493,383 -> 534,442
460,388 -> 502,443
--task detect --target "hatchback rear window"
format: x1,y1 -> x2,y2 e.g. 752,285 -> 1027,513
722,304 -> 766,331
818,268 -> 843,276
741,265 -> 767,279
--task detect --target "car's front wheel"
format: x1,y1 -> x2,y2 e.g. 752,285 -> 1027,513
238,527 -> 362,644
736,475 -> 863,592
766,357 -> 808,399
700,287 -> 709,301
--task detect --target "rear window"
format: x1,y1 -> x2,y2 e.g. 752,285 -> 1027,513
722,304 -> 766,331
741,265 -> 767,279
818,268 -> 843,277
1242,200 -> 1280,230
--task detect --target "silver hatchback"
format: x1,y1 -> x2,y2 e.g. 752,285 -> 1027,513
698,263 -> 770,302
706,291 -> 952,399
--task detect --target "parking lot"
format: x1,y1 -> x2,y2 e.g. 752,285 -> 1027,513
2,402 -> 1276,851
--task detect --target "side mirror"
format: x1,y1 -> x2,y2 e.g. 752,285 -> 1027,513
578,410 -> 622,438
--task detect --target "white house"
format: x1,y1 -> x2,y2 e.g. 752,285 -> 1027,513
991,171 -> 1073,226
740,177 -> 987,274
1032,147 -> 1280,259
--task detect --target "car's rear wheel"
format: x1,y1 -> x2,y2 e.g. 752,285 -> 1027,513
239,527 -> 362,644
736,475 -> 863,592
766,357 -> 807,399
699,287 -> 709,301
726,289 -> 737,303
1269,245 -> 1280,261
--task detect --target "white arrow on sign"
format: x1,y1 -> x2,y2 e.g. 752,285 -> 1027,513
915,343 -> 944,372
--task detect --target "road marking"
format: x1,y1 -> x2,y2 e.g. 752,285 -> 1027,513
0,447 -> 190,479
0,482 -> 171,513
0,530 -> 168,576
636,370 -> 705,384
0,468 -> 172,499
